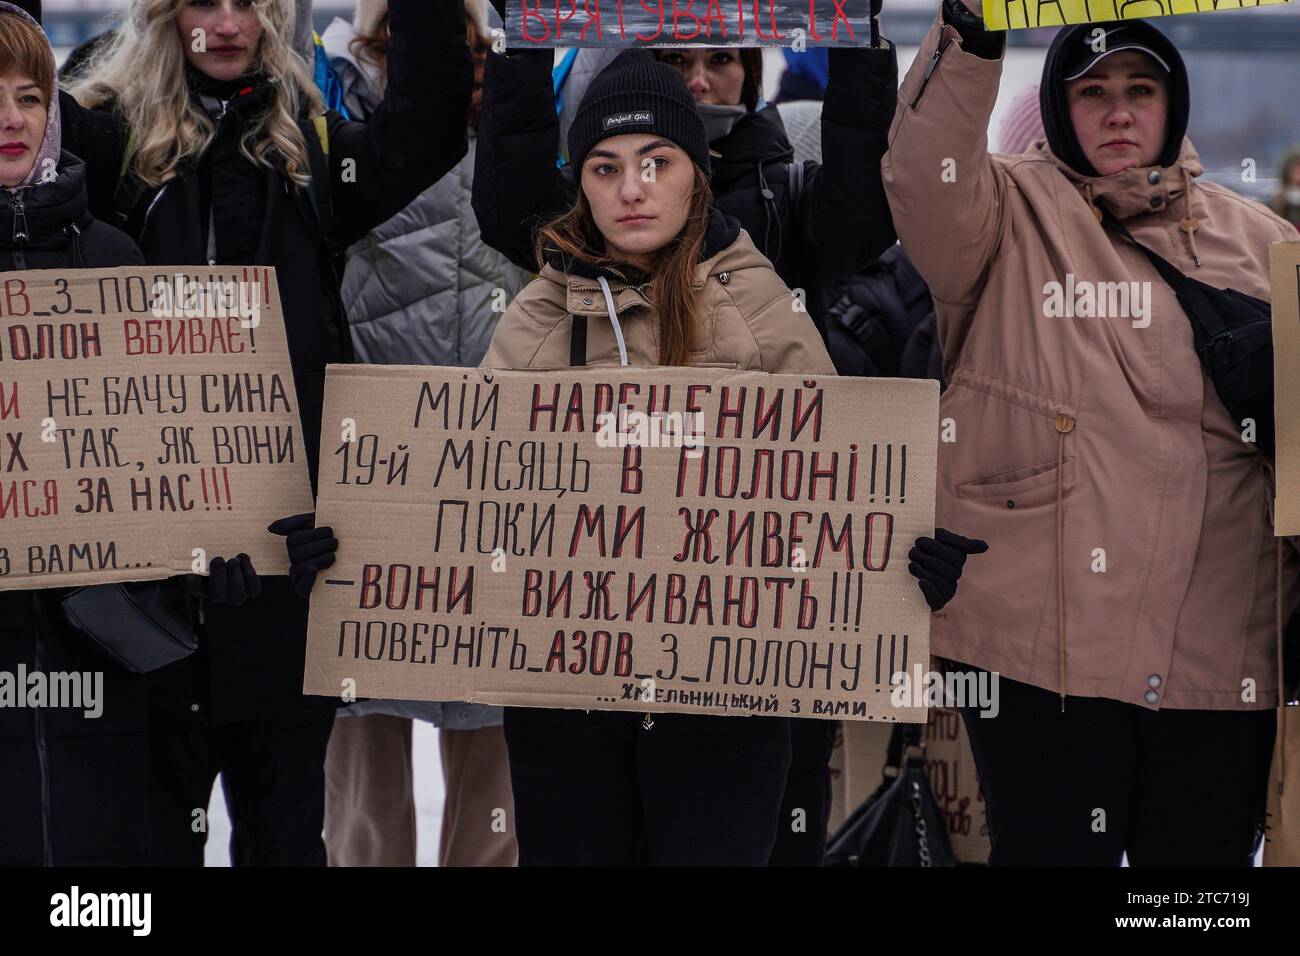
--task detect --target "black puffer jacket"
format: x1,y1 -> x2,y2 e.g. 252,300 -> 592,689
0,151 -> 140,271
55,0 -> 474,723
0,152 -> 153,866
472,46 -> 898,340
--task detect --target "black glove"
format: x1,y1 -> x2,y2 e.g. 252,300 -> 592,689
194,554 -> 262,606
268,513 -> 337,598
908,528 -> 988,612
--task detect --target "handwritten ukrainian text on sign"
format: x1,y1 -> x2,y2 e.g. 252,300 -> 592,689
305,365 -> 938,720
0,267 -> 311,589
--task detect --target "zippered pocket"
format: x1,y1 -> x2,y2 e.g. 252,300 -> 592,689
909,40 -> 952,112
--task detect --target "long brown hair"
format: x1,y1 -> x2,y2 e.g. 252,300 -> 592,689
535,164 -> 713,368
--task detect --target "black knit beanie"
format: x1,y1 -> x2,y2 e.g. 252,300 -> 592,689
567,51 -> 711,177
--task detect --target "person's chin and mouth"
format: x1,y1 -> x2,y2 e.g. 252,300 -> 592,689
602,213 -> 664,266
0,140 -> 33,186
1094,137 -> 1143,175
201,44 -> 253,79
614,213 -> 660,251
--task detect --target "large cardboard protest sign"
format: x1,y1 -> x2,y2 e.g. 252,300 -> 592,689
982,0 -> 1291,31
305,365 -> 937,720
503,0 -> 875,46
1273,242 -> 1300,536
0,267 -> 312,590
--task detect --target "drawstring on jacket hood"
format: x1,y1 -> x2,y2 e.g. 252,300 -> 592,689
0,1 -> 62,191
705,105 -> 796,273
596,275 -> 629,366
755,160 -> 783,269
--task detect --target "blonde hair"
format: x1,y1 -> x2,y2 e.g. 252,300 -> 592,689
69,0 -> 323,189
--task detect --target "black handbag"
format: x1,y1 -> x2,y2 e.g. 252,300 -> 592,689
1099,203 -> 1274,456
61,580 -> 198,673
823,722 -> 956,867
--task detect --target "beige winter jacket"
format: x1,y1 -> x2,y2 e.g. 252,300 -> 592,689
883,14 -> 1300,710
481,217 -> 835,376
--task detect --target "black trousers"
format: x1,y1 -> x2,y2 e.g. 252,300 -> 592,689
957,667 -> 1275,866
769,718 -> 838,866
147,712 -> 335,866
504,708 -> 791,866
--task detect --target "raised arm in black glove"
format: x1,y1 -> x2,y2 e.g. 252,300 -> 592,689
268,513 -> 338,598
907,528 -> 988,612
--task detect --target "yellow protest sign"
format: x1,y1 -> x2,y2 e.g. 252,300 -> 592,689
982,0 -> 1291,32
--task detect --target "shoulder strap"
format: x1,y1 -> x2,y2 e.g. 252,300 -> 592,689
884,721 -> 925,774
569,314 -> 587,367
786,158 -> 805,222
312,114 -> 330,158
300,115 -> 345,259
1097,201 -> 1228,347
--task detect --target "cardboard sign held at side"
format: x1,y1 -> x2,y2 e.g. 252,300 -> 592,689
304,364 -> 938,721
982,0 -> 1291,31
1273,241 -> 1300,536
0,267 -> 313,590
504,0 -> 874,47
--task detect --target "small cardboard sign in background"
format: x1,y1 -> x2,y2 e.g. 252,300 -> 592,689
504,0 -> 873,46
305,365 -> 938,720
1273,241 -> 1300,536
982,0 -> 1291,31
0,267 -> 312,590
923,707 -> 990,863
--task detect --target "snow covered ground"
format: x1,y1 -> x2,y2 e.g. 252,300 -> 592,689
203,720 -> 446,867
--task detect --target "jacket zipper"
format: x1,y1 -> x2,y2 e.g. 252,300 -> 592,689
203,100 -> 232,266
140,99 -> 229,250
910,41 -> 951,111
138,182 -> 171,246
11,190 -> 29,270
31,593 -> 55,866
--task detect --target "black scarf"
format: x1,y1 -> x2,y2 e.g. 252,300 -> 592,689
184,63 -> 275,118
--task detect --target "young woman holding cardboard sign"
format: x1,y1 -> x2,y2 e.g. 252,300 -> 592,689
284,54 -> 985,866
474,12 -> 901,864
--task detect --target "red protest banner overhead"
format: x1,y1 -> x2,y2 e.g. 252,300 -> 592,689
504,0 -> 875,46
